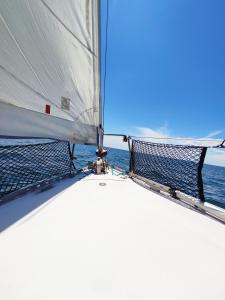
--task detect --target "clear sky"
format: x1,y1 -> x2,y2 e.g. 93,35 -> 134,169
100,0 -> 225,166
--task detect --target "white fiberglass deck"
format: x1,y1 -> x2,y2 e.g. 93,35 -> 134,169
0,169 -> 225,299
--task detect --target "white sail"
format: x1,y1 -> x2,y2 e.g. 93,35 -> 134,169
0,0 -> 100,144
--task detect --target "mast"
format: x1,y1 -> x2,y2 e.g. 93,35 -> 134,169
97,0 -> 104,152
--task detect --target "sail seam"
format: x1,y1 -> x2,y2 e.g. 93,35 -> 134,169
0,99 -> 76,122
0,64 -> 75,120
40,0 -> 95,56
0,100 -> 97,127
73,107 -> 97,121
0,12 -> 52,102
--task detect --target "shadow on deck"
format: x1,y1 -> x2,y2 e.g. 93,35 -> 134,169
0,172 -> 88,232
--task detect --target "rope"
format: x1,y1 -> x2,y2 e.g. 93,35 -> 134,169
129,135 -> 225,148
103,134 -> 225,148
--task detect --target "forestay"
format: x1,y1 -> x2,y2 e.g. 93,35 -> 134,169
0,0 -> 100,144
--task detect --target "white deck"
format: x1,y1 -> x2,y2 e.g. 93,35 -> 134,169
0,170 -> 225,299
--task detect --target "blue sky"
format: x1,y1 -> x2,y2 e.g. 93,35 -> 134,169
101,0 -> 225,166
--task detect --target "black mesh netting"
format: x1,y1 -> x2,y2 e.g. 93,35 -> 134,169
0,140 -> 75,200
130,139 -> 207,201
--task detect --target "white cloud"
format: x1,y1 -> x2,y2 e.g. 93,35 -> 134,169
104,135 -> 129,151
135,123 -> 170,139
206,130 -> 223,138
103,125 -> 225,167
103,124 -> 170,150
205,148 -> 225,167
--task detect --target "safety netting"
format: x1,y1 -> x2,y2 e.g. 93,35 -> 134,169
129,139 -> 207,201
0,140 -> 75,201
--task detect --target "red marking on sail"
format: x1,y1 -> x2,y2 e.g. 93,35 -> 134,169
45,104 -> 51,114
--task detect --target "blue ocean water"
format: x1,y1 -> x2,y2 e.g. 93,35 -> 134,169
75,144 -> 225,209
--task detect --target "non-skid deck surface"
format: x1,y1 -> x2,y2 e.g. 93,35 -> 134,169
0,170 -> 225,299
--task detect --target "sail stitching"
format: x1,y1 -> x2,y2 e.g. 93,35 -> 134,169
40,0 -> 95,56
0,64 -> 75,120
0,13 -> 52,102
73,107 -> 96,122
0,63 -> 95,123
